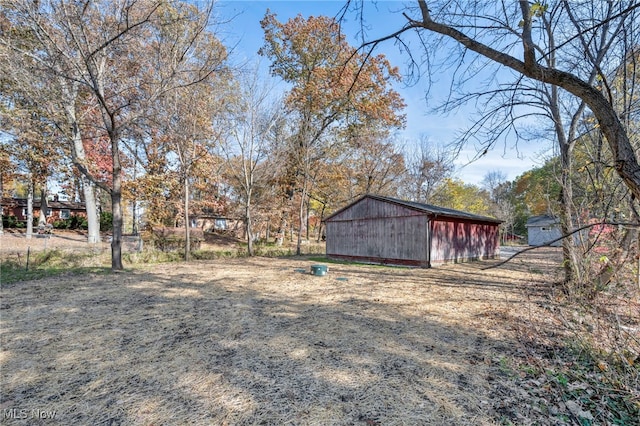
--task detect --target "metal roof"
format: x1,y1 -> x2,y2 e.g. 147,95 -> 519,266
525,214 -> 559,227
326,194 -> 503,224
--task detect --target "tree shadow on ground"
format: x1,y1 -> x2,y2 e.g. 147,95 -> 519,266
0,254 -> 561,425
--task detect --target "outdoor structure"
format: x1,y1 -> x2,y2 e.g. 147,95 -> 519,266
324,195 -> 502,267
194,215 -> 239,233
525,215 -> 562,247
503,232 -> 525,244
1,197 -> 87,224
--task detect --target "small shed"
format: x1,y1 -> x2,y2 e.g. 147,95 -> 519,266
324,195 -> 502,267
525,215 -> 562,246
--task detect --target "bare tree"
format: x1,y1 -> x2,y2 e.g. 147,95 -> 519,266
349,0 -> 640,201
0,97 -> 60,238
149,41 -> 228,261
511,1 -> 640,285
482,170 -> 516,243
0,146 -> 12,235
220,66 -> 282,256
159,87 -> 224,260
343,132 -> 407,198
403,136 -> 455,203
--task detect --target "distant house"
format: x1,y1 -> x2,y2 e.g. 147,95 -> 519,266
324,194 -> 502,268
194,215 -> 241,233
525,215 -> 561,246
1,197 -> 87,224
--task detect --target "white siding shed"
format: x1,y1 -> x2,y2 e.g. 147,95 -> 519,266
526,215 -> 561,246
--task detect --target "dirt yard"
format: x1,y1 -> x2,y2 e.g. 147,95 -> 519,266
1,248 -> 569,424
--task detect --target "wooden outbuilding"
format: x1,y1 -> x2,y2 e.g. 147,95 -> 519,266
324,195 -> 502,267
525,215 -> 562,247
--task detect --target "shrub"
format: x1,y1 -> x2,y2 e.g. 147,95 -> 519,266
53,220 -> 68,229
67,214 -> 88,230
2,215 -> 18,228
100,211 -> 113,232
51,215 -> 88,230
150,227 -> 204,252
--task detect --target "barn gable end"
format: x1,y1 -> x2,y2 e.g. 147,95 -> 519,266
326,196 -> 429,267
327,196 -> 424,222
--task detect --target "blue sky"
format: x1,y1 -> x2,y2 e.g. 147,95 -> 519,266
216,1 -> 553,185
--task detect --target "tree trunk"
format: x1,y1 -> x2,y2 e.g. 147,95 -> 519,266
296,184 -> 306,256
132,199 -> 138,235
266,220 -> 271,242
1,173 -> 5,234
26,180 -> 33,239
306,197 -> 310,241
549,78 -> 583,287
184,175 -> 190,261
111,187 -> 123,270
131,154 -> 139,235
110,130 -> 124,270
559,172 -> 582,287
84,180 -> 101,244
316,203 -> 326,243
276,210 -> 286,246
64,97 -> 100,244
245,198 -> 254,256
38,186 -> 48,228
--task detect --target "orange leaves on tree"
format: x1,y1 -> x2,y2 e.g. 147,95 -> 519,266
259,11 -> 405,134
82,134 -> 113,187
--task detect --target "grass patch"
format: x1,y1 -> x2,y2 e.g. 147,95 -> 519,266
1,249 -> 110,285
258,244 -> 325,257
123,250 -> 185,264
534,344 -> 640,425
192,249 -> 246,260
307,256 -> 344,264
136,239 -> 325,262
2,245 -> 591,424
0,241 -> 323,284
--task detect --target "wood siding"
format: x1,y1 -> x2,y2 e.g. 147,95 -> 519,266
326,197 -> 429,267
325,195 -> 500,268
430,218 -> 499,265
328,196 -> 424,222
